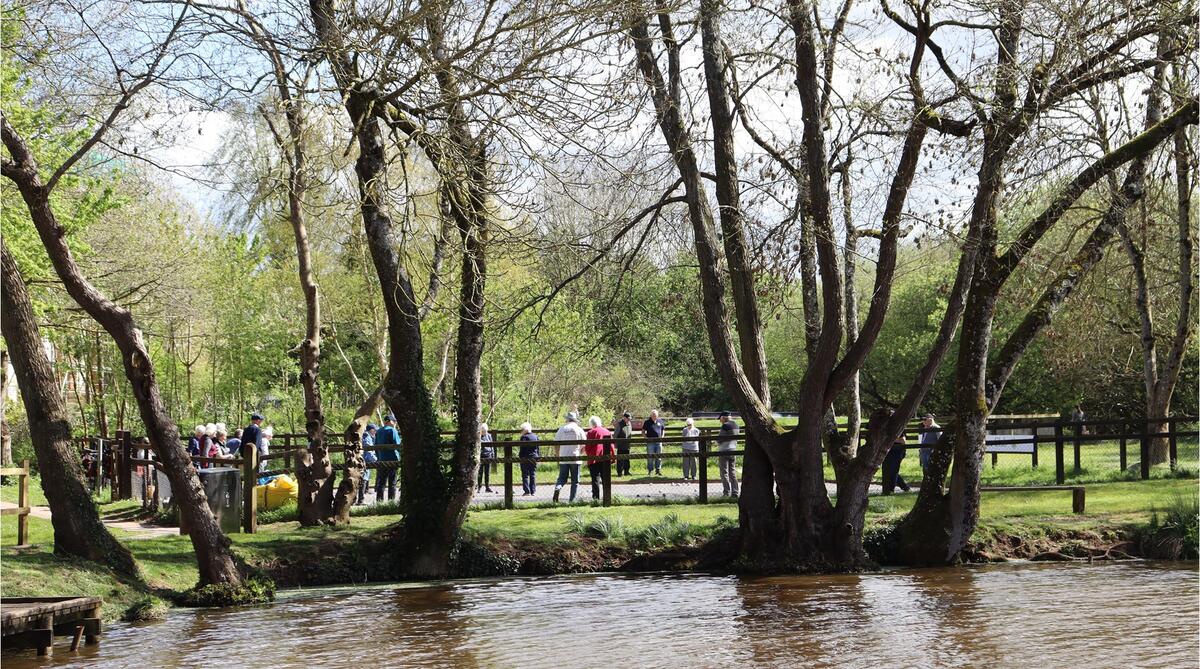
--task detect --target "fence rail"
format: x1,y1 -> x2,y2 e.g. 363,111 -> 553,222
76,415 -> 1196,535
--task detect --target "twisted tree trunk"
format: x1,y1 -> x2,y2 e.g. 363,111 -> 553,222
1,243 -> 139,577
2,117 -> 242,586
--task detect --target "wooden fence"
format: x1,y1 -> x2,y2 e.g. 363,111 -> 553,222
0,460 -> 31,546
79,414 -> 1196,534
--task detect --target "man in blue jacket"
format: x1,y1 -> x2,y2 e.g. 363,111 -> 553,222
374,415 -> 401,502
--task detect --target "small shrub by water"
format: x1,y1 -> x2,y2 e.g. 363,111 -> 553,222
566,513 -> 627,539
122,596 -> 167,622
175,577 -> 276,608
1140,494 -> 1199,559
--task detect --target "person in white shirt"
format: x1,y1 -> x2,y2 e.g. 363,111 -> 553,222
553,412 -> 586,502
681,418 -> 701,481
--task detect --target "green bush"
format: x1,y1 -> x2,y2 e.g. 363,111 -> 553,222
175,577 -> 275,608
1144,494 -> 1199,559
122,596 -> 168,622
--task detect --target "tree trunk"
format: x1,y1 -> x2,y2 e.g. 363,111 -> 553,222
1,350 -> 12,469
2,118 -> 242,586
1,243 -> 140,577
332,383 -> 384,524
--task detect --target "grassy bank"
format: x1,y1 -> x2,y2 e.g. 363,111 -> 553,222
1,479 -> 1195,621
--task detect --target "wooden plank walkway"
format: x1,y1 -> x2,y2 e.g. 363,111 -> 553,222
1,596 -> 103,656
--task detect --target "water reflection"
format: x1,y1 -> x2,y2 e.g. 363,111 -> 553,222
4,563 -> 1195,669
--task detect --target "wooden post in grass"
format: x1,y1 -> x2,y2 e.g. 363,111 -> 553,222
503,444 -> 514,510
1072,487 -> 1085,514
603,461 -> 612,507
17,459 -> 29,546
118,430 -> 133,501
1140,419 -> 1151,480
698,436 -> 709,504
1054,422 -> 1065,485
1168,416 -> 1178,471
1119,424 -> 1128,472
242,441 -> 257,534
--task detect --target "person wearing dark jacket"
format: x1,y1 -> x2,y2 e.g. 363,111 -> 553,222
881,413 -> 911,495
477,423 -> 495,492
374,415 -> 401,502
614,412 -> 633,477
642,410 -> 666,476
518,422 -> 540,495
241,413 -> 264,461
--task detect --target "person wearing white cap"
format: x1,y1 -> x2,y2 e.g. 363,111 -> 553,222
552,411 -> 586,503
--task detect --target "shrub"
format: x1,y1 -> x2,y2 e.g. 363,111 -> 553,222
175,577 -> 276,608
1142,494 -> 1199,559
122,596 -> 168,622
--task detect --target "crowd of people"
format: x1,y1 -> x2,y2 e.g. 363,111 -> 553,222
185,412 -> 274,472
166,408 -> 941,504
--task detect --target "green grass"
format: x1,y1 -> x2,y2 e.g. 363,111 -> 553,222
1,478 -> 1195,621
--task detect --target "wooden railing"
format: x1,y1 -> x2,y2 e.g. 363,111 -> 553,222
0,460 -> 31,546
79,414 -> 1196,534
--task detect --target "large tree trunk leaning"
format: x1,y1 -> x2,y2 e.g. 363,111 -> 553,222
1,244 -> 140,577
2,117 -> 242,586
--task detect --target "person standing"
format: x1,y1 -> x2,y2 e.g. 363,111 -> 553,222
259,426 -> 274,474
918,414 -> 941,476
477,423 -> 495,493
225,428 -> 243,458
241,413 -> 264,467
614,412 -> 633,477
642,410 -> 666,476
552,412 -> 586,503
584,416 -> 613,501
717,412 -> 740,498
358,424 -> 378,505
374,415 -> 401,502
518,422 -> 540,496
681,417 -> 701,481
187,425 -> 206,457
881,427 -> 911,495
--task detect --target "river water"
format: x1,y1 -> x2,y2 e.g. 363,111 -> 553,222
6,562 -> 1196,668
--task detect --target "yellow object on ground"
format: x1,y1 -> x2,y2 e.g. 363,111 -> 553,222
255,474 -> 298,510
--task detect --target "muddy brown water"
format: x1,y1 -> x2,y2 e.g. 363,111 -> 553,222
5,562 -> 1197,668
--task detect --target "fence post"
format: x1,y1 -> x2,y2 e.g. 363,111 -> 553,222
1072,420 -> 1082,473
1054,422 -> 1065,485
1168,416 -> 1178,471
603,457 -> 612,507
698,437 -> 709,504
1139,419 -> 1151,480
17,459 -> 29,546
1119,425 -> 1128,472
118,430 -> 133,501
242,442 -> 257,534
1031,433 -> 1038,468
1072,487 -> 1085,514
503,444 -> 514,510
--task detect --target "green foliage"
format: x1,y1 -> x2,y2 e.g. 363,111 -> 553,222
122,596 -> 168,622
175,577 -> 276,608
1144,494 -> 1199,559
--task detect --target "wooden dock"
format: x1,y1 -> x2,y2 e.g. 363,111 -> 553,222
1,597 -> 103,656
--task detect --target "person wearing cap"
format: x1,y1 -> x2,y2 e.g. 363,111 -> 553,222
374,415 -> 401,502
681,417 -> 701,480
918,414 -> 941,476
477,423 -> 495,493
358,423 -> 378,505
552,412 -> 586,502
242,412 -> 264,464
717,412 -> 740,498
518,422 -> 540,496
642,410 -> 666,476
613,412 -> 633,477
